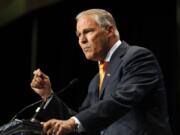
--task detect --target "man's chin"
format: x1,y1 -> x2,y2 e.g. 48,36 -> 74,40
85,54 -> 94,61
85,57 -> 98,62
85,56 -> 92,60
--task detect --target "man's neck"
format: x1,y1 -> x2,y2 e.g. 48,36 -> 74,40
99,39 -> 121,63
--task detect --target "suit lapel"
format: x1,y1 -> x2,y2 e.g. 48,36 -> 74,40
99,41 -> 129,98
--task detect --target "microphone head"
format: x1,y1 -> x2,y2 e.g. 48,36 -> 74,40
69,78 -> 79,85
56,78 -> 79,95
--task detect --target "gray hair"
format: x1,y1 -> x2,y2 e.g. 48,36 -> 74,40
76,9 -> 120,38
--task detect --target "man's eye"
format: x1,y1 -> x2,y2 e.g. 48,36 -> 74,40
84,29 -> 95,34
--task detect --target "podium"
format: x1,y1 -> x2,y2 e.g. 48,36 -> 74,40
0,119 -> 44,135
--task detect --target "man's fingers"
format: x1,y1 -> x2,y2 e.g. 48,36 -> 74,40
46,128 -> 53,135
56,126 -> 63,135
43,119 -> 55,133
33,69 -> 49,82
53,123 -> 60,135
33,69 -> 43,77
33,68 -> 41,74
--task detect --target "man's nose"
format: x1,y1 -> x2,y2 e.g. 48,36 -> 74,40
79,35 -> 87,44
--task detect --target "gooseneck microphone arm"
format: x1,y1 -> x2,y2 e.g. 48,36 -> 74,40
30,78 -> 79,122
30,100 -> 47,122
56,78 -> 78,95
10,78 -> 79,122
10,100 -> 42,122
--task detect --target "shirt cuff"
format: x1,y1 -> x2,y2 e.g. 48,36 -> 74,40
43,92 -> 54,109
71,116 -> 85,133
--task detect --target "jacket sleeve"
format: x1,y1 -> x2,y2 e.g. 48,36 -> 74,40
37,94 -> 76,122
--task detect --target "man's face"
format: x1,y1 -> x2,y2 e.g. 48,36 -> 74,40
76,15 -> 110,61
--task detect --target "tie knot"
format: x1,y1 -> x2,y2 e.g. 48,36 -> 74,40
99,61 -> 109,72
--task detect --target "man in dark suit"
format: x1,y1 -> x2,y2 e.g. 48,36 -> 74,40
31,9 -> 172,135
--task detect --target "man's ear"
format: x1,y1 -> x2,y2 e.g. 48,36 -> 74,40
105,25 -> 115,36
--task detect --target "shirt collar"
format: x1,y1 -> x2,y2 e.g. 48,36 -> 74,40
98,40 -> 121,65
104,40 -> 121,62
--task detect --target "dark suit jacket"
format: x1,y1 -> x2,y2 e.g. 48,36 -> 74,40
39,41 -> 172,135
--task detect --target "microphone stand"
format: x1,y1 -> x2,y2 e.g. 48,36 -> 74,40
10,78 -> 78,123
10,99 -> 42,122
30,100 -> 46,122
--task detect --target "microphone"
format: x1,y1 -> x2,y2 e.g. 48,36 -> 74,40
10,78 -> 79,122
56,78 -> 78,95
30,78 -> 79,122
10,100 -> 42,122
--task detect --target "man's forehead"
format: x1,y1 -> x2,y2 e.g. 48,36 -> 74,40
77,16 -> 98,29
